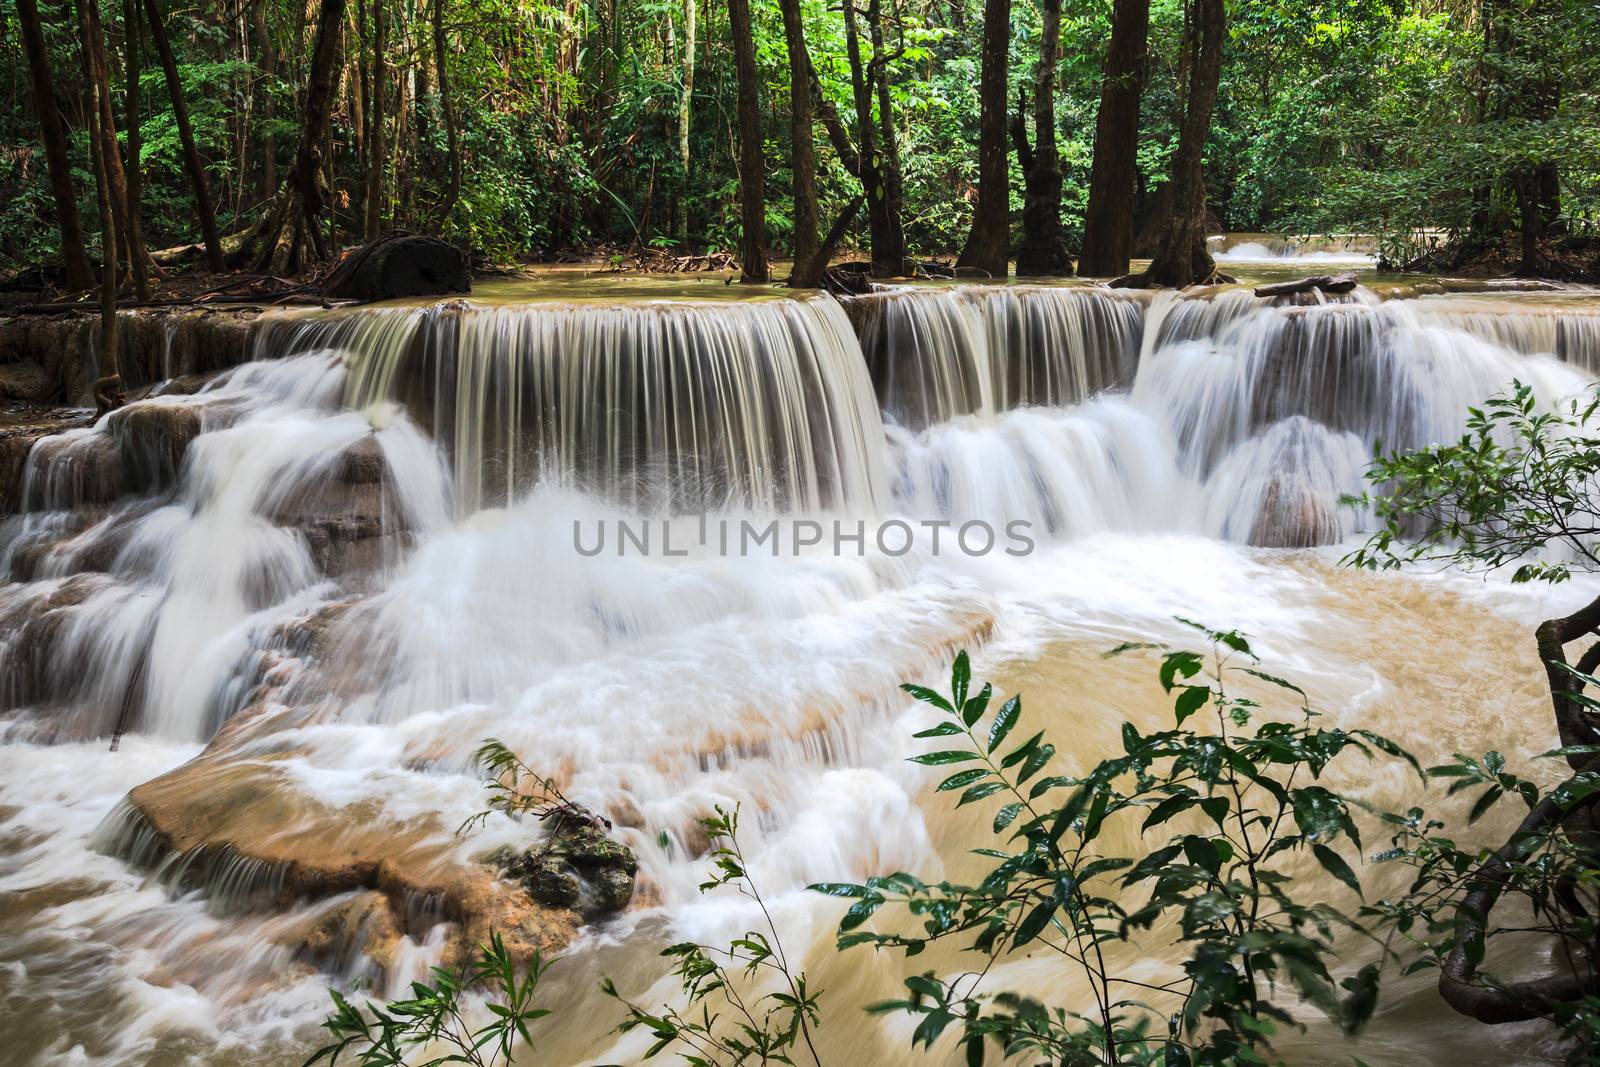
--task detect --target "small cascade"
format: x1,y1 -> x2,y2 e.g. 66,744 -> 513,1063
0,354 -> 448,742
263,296 -> 891,515
848,284 -> 1147,428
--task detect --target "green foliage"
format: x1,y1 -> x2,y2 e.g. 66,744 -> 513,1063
457,738 -> 573,836
1346,382 -> 1600,584
604,804 -> 824,1066
1365,744 -> 1600,1059
303,933 -> 554,1067
815,635 -> 1403,1064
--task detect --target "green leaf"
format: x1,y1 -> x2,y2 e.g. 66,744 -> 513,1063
903,683 -> 953,712
987,695 -> 1021,753
962,682 -> 992,727
951,651 -> 971,709
958,781 -> 1006,806
1174,684 -> 1210,724
993,801 -> 1024,832
937,768 -> 990,791
1312,843 -> 1363,898
909,750 -> 980,765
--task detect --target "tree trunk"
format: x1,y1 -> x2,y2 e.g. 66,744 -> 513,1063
365,0 -> 386,239
1078,0 -> 1147,277
1012,0 -> 1068,276
432,0 -> 461,224
122,0 -> 150,298
727,0 -> 768,281
777,0 -> 821,287
77,0 -> 138,281
955,0 -> 1010,277
77,0 -> 121,401
868,0 -> 905,274
145,0 -> 227,271
843,0 -> 888,272
240,0 -> 349,272
1142,0 -> 1223,288
679,0 -> 695,192
17,0 -> 95,290
254,0 -> 277,202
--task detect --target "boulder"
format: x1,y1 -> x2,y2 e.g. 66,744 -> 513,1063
323,235 -> 472,303
491,808 -> 639,915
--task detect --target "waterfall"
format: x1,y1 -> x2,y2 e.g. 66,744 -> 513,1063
4,277 -> 1600,1067
850,284 -> 1147,428
260,295 -> 891,516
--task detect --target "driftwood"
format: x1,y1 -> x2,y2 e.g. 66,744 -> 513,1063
602,246 -> 739,274
1252,272 -> 1358,297
1436,593 -> 1600,1024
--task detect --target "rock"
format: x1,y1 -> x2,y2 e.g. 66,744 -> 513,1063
1253,272 -> 1359,298
490,808 -> 638,916
324,235 -> 471,303
108,401 -> 203,491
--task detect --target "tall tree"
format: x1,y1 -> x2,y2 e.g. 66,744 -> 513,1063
1140,0 -> 1224,287
1010,0 -> 1069,275
122,0 -> 150,298
253,0 -> 277,202
77,0 -> 143,282
240,0 -> 350,270
76,0 -> 121,406
431,0 -> 461,224
844,0 -> 905,276
17,0 -> 95,290
955,0 -> 1010,277
365,0 -> 387,239
1078,0 -> 1148,277
777,0 -> 822,287
867,0 -> 905,273
145,0 -> 226,270
727,0 -> 769,282
679,0 -> 696,204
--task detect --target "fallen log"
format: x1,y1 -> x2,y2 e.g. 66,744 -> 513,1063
1253,272 -> 1358,298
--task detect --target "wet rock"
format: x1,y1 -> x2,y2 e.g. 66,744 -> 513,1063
108,401 -> 203,492
324,235 -> 471,303
0,404 -> 95,514
491,809 -> 638,915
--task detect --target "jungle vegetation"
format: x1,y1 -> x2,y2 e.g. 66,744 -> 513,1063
5,0 -> 1600,290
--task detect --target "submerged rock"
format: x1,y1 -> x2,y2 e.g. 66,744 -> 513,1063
490,808 -> 638,915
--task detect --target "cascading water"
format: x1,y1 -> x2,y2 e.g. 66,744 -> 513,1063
3,276 -> 1600,1066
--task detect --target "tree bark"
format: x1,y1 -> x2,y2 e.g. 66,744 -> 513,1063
868,0 -> 905,274
679,0 -> 696,190
77,0 -> 139,280
122,0 -> 150,298
842,0 -> 888,271
365,0 -> 386,239
17,0 -> 95,290
77,0 -> 121,401
777,0 -> 822,287
1078,0 -> 1147,277
254,0 -> 277,202
240,0 -> 349,271
1011,0 -> 1068,276
955,0 -> 1010,278
1142,0 -> 1223,288
145,0 -> 227,271
727,0 -> 769,281
432,0 -> 461,224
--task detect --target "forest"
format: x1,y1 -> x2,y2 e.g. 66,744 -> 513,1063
5,0 -> 1600,294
